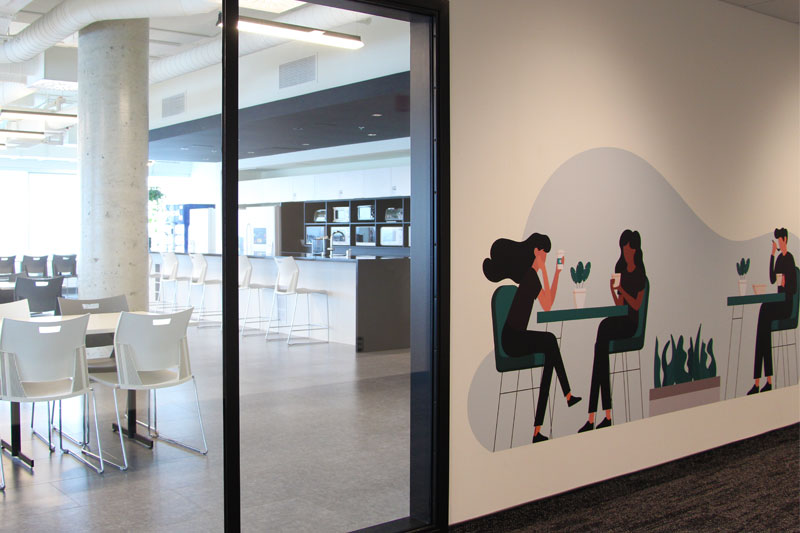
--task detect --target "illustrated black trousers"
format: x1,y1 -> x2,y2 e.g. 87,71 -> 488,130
754,299 -> 792,379
588,315 -> 637,413
502,329 -> 571,427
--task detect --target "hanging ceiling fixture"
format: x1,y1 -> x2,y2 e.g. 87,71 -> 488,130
0,129 -> 46,140
0,109 -> 78,122
216,13 -> 364,50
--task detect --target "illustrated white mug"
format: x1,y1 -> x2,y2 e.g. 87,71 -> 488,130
556,250 -> 565,270
612,273 -> 621,288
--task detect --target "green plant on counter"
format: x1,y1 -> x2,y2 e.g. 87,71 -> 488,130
653,324 -> 716,388
570,261 -> 591,287
735,257 -> 750,278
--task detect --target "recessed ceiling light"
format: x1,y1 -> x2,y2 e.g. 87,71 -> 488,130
180,147 -> 189,151
301,143 -> 310,146
218,14 -> 365,50
367,133 -> 377,137
371,113 -> 383,117
247,151 -> 255,154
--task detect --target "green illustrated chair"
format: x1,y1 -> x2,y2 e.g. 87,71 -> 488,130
608,277 -> 649,423
770,267 -> 799,388
490,285 -> 549,451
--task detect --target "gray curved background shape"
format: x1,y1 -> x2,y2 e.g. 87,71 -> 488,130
469,147 -> 798,452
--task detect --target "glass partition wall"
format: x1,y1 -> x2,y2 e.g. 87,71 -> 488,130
235,2 -> 417,530
0,1 -> 442,531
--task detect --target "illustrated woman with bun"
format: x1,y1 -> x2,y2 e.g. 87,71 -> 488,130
483,232 -> 581,443
748,227 -> 797,395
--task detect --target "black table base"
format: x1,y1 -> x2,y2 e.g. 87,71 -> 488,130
2,402 -> 34,468
111,390 -> 154,449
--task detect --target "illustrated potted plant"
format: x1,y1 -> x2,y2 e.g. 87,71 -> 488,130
569,261 -> 591,309
735,258 -> 750,296
649,324 -> 720,416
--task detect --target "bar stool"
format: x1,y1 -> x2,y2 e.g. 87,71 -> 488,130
188,254 -> 221,324
265,257 -> 329,345
239,256 -> 274,335
160,252 -> 191,310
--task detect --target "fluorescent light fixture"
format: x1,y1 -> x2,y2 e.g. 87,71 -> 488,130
0,129 -> 46,140
217,13 -> 364,50
29,79 -> 79,92
0,109 -> 78,121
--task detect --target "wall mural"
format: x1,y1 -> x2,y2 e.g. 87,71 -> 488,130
469,148 -> 799,451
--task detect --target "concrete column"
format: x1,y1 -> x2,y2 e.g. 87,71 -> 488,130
78,19 -> 149,311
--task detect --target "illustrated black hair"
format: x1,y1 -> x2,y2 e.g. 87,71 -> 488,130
483,233 -> 551,284
774,227 -> 788,240
614,229 -> 646,276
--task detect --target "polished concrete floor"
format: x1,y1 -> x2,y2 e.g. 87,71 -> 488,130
0,325 -> 411,532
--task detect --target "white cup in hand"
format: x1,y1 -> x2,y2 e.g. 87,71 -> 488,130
612,273 -> 621,288
776,273 -> 784,286
556,250 -> 565,271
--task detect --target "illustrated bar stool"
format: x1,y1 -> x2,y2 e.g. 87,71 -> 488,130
265,256 -> 329,345
770,267 -> 799,388
239,255 -> 274,335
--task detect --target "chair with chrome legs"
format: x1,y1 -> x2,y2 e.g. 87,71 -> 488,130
21,255 -> 47,278
89,308 -> 207,471
265,256 -> 329,345
239,255 -> 274,335
0,255 -> 15,275
188,254 -> 221,325
159,252 -> 191,311
0,314 -> 104,489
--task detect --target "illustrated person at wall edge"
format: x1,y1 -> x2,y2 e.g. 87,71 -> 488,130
483,232 -> 582,443
747,227 -> 796,395
579,229 -> 647,433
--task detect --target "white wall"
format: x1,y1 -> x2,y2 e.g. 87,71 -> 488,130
239,164 -> 410,204
449,0 -> 799,524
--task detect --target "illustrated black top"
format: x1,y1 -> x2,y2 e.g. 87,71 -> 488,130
504,268 -> 542,333
615,265 -> 646,322
770,251 -> 797,298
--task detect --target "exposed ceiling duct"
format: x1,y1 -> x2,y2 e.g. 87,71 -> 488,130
0,0 -> 222,63
149,4 -> 368,84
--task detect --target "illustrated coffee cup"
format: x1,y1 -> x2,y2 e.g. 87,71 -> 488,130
776,273 -> 784,286
556,250 -> 565,270
612,273 -> 621,288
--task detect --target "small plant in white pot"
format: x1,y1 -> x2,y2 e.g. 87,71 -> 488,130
736,257 -> 750,296
570,261 -> 591,309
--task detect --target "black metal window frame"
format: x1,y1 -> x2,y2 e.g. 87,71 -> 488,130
221,1 -> 449,531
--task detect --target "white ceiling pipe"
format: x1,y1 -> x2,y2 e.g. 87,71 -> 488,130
149,3 -> 368,84
0,0 -> 221,63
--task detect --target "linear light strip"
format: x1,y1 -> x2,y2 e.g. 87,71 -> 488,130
0,109 -> 77,121
217,13 -> 364,50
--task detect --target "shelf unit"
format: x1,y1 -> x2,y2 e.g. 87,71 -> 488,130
281,197 -> 411,253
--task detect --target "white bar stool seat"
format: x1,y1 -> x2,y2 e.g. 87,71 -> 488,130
265,256 -> 329,345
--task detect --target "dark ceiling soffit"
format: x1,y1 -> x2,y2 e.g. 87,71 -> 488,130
148,71 -> 411,142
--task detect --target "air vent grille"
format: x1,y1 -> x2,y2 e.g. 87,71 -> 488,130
161,93 -> 186,118
279,55 -> 316,89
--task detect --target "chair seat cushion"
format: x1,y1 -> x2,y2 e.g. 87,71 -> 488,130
772,317 -> 798,331
496,351 -> 545,373
609,335 -> 644,353
21,379 -> 73,399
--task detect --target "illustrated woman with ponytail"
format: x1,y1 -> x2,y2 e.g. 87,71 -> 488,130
483,232 -> 582,443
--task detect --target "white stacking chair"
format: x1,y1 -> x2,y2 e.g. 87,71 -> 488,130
265,257 -> 329,345
159,252 -> 190,311
148,253 -> 162,311
0,314 -> 104,489
188,254 -> 221,324
239,256 -> 274,335
89,308 -> 207,471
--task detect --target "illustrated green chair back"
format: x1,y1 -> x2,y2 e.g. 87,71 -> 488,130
491,285 -> 545,372
771,267 -> 799,332
609,277 -> 650,354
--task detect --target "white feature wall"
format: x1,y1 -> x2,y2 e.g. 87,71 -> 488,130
449,0 -> 799,525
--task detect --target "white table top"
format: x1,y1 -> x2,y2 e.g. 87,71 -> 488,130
27,312 -> 121,335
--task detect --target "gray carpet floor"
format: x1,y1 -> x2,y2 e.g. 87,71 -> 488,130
450,424 -> 800,533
